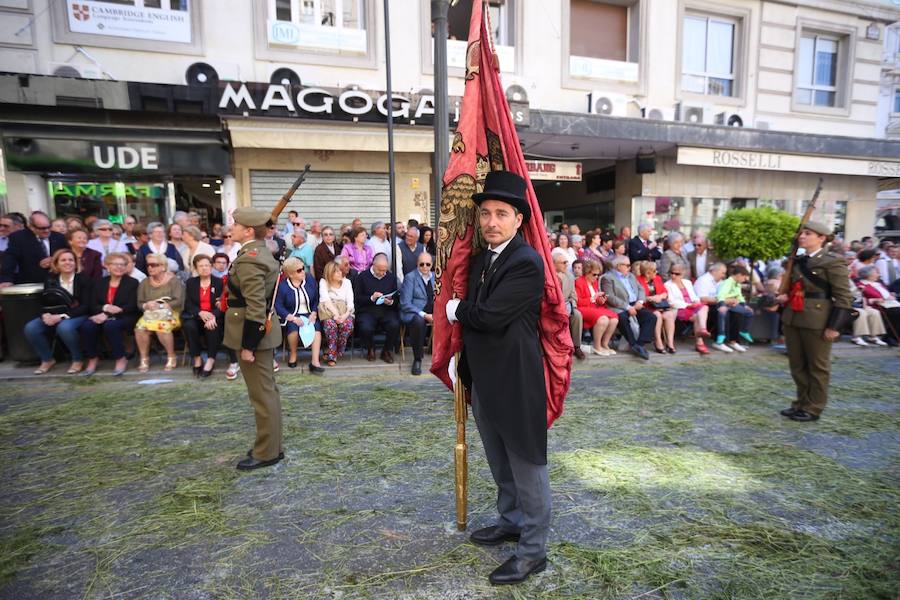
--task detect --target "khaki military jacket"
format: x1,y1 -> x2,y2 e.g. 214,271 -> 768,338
782,249 -> 853,330
224,239 -> 283,351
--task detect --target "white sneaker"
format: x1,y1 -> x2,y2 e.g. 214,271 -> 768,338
869,337 -> 888,347
729,342 -> 748,352
273,360 -> 280,373
226,363 -> 240,380
851,337 -> 870,346
712,342 -> 733,353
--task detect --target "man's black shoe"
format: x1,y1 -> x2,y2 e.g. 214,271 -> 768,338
489,556 -> 547,585
469,525 -> 520,546
789,410 -> 820,422
247,450 -> 284,460
411,360 -> 422,376
780,407 -> 799,417
632,344 -> 649,360
237,453 -> 283,471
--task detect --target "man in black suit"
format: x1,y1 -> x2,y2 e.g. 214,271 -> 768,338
627,223 -> 662,265
0,211 -> 68,286
446,171 -> 549,586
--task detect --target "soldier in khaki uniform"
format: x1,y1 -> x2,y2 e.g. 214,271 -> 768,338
777,221 -> 854,422
225,208 -> 285,470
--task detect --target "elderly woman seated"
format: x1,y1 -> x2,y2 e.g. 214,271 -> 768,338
636,260 -> 677,353
24,249 -> 94,375
574,260 -> 619,355
664,265 -> 710,354
857,265 -> 900,345
135,253 -> 185,373
80,252 -> 140,376
275,257 -> 325,373
183,255 -> 225,377
318,260 -> 355,366
658,232 -> 691,280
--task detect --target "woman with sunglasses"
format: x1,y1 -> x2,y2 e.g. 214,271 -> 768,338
574,260 -> 619,355
664,267 -> 711,354
80,252 -> 140,375
87,219 -> 128,266
275,257 -> 325,373
219,225 -> 240,262
135,253 -> 185,372
313,226 -> 342,282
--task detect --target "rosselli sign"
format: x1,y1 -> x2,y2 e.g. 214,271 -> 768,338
678,147 -> 900,177
218,82 -> 467,126
2,137 -> 229,176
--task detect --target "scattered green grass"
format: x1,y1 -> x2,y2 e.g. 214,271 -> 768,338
0,355 -> 897,598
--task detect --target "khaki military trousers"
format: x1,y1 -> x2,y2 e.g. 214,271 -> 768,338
240,347 -> 283,461
783,324 -> 832,416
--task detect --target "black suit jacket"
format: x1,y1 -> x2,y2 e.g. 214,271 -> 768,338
184,276 -> 225,318
456,234 -> 547,465
43,273 -> 94,318
627,235 -> 661,264
89,275 -> 140,318
1,230 -> 68,284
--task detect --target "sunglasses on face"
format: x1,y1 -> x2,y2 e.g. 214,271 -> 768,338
671,271 -> 683,276
34,225 -> 50,231
419,262 -> 432,267
98,227 -> 112,231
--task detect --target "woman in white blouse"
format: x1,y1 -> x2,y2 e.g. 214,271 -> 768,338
180,226 -> 216,276
664,266 -> 711,354
318,260 -> 355,366
87,219 -> 128,266
556,233 -> 577,271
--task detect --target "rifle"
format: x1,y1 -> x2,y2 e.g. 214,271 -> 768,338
270,164 -> 311,224
779,177 -> 824,296
264,165 -> 311,334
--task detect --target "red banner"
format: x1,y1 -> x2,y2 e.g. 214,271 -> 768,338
430,0 -> 572,427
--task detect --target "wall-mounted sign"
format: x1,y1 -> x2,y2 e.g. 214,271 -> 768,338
267,19 -> 366,53
217,82 -> 465,126
51,182 -> 163,199
678,147 -> 900,178
66,0 -> 192,44
525,160 -> 582,181
2,136 -> 229,176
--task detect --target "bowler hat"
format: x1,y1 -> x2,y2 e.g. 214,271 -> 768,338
472,170 -> 531,222
232,207 -> 272,227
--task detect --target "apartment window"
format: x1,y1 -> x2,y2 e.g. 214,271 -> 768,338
894,89 -> 900,114
267,0 -> 367,54
682,15 -> 735,97
795,34 -> 839,107
437,0 -> 516,73
568,0 -> 640,82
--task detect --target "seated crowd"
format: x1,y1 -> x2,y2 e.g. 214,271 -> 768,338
550,223 -> 900,360
1,209 -> 898,375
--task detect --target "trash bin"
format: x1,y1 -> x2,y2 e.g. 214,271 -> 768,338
0,283 -> 44,363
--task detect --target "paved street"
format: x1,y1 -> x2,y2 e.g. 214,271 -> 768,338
1,347 -> 898,599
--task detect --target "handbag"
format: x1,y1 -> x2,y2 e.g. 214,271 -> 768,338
318,299 -> 348,321
41,287 -> 75,315
648,299 -> 671,310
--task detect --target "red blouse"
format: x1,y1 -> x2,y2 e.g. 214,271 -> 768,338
106,285 -> 118,305
199,284 -> 212,312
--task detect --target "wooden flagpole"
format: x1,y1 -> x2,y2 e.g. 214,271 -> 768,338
453,351 -> 468,530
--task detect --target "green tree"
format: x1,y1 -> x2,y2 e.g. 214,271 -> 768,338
708,207 -> 800,262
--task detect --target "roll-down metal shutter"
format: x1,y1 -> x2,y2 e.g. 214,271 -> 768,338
249,170 -> 391,229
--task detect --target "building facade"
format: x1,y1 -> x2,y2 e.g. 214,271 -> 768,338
0,0 -> 898,241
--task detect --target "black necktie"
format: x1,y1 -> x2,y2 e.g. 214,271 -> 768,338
424,277 -> 434,314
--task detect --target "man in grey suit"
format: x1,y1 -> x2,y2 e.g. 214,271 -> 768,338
552,248 -> 584,360
600,255 -> 656,360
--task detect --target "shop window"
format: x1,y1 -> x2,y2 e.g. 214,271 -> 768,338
681,14 -> 737,97
567,0 -> 641,83
792,25 -> 853,112
266,0 -> 367,54
50,181 -> 166,225
432,0 -> 516,74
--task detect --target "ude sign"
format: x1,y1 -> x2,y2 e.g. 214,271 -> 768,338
93,145 -> 159,170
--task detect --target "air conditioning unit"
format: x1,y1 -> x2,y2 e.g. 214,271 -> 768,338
644,106 -> 675,121
714,111 -> 745,127
587,91 -> 630,117
49,62 -> 103,79
680,104 -> 710,124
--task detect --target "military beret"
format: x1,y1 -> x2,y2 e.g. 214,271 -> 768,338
802,220 -> 831,236
232,207 -> 272,227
